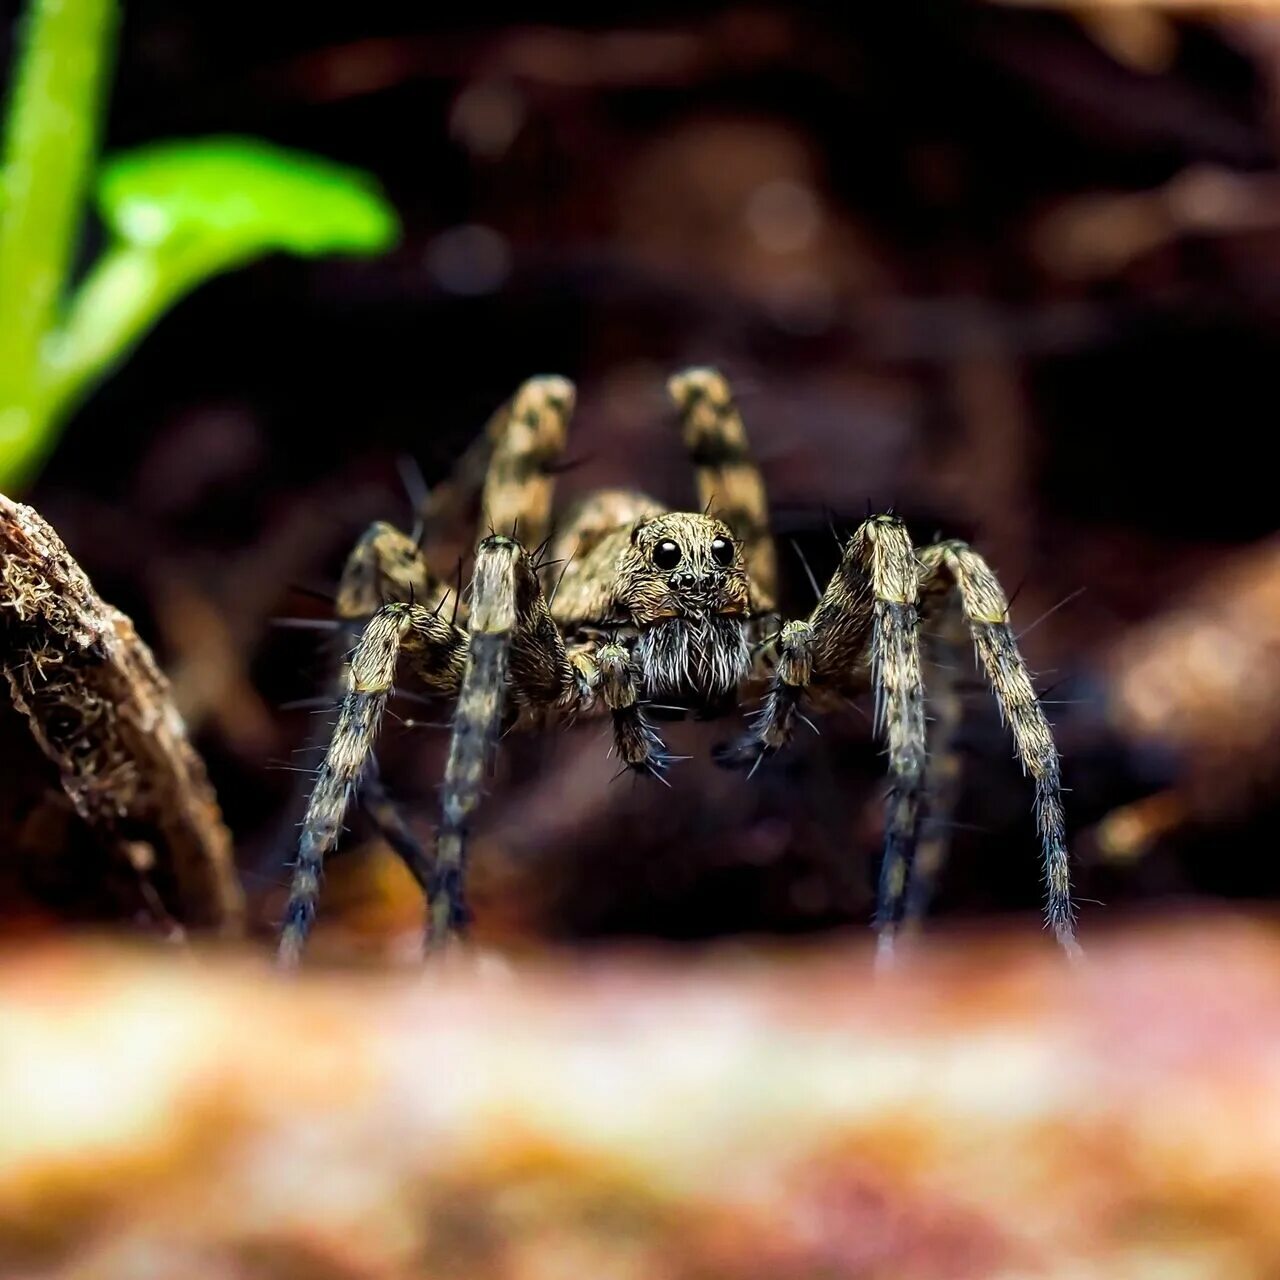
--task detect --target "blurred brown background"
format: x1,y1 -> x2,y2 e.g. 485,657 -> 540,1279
5,0 -> 1278,955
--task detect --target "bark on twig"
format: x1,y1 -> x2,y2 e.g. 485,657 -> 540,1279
0,493 -> 243,933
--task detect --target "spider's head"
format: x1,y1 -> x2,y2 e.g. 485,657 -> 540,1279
622,512 -> 751,621
618,512 -> 752,700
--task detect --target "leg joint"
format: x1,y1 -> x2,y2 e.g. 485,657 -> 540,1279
777,620 -> 814,687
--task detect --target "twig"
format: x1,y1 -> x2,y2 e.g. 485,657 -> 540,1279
0,493 -> 243,933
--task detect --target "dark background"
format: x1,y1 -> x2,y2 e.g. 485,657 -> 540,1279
5,1 -> 1279,954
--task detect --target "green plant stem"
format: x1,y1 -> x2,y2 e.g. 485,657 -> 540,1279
0,0 -> 117,488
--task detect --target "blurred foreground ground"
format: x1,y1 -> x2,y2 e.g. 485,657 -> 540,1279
3,916 -> 1280,1279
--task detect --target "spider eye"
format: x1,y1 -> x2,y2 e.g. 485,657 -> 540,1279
710,536 -> 734,567
653,539 -> 683,570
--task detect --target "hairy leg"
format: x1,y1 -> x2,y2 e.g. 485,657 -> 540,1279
278,602 -> 466,966
329,521 -> 452,898
596,641 -> 670,778
899,585 -> 967,941
426,534 -> 590,950
857,519 -> 929,967
917,541 -> 1078,955
668,368 -> 777,613
727,521 -> 1077,957
281,377 -> 578,963
722,516 -> 925,959
480,375 -> 575,551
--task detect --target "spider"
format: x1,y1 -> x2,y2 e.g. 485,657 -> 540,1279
278,370 -> 1077,965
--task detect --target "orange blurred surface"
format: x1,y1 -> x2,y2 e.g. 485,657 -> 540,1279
3,918 -> 1280,1278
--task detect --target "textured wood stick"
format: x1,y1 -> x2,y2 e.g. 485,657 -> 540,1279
0,493 -> 243,933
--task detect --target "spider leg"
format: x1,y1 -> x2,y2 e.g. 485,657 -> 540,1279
277,602 -> 466,967
479,375 -> 575,550
335,520 -> 445,621
426,534 -> 590,950
416,376 -> 575,557
280,520 -> 453,927
718,516 -> 926,962
668,368 -> 778,613
359,757 -> 434,893
899,597 -> 967,939
916,541 -> 1078,956
859,521 -> 929,968
596,642 -> 670,778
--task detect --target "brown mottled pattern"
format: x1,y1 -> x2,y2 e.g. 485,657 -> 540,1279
669,367 -> 778,613
480,375 -> 574,550
547,489 -> 664,627
334,521 -> 437,621
284,524 -> 450,929
507,540 -> 580,709
400,608 -> 470,695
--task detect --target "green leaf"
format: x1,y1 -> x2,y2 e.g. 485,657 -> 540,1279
96,136 -> 400,258
0,0 -> 117,493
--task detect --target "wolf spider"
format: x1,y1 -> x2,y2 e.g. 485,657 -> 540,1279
279,370 -> 1077,965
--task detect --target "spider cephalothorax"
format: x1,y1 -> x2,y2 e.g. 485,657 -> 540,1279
278,369 -> 1079,967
